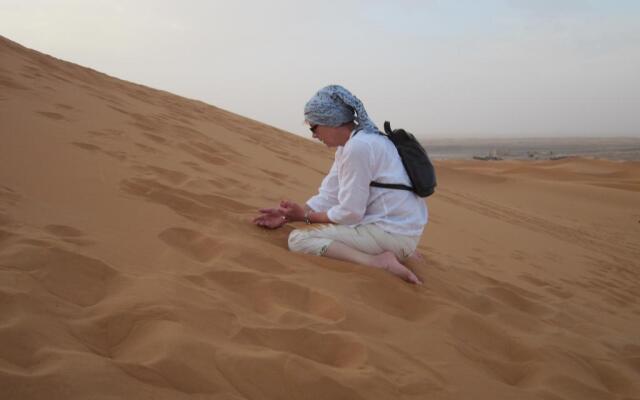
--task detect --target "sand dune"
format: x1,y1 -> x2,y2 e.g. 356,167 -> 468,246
1,35 -> 639,399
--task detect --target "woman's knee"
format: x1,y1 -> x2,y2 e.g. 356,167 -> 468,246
399,237 -> 420,259
288,228 -> 332,256
288,229 -> 306,253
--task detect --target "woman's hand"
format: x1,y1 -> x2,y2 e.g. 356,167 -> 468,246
253,207 -> 287,229
278,200 -> 305,222
253,200 -> 306,229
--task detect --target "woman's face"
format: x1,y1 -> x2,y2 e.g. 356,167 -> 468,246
310,124 -> 349,147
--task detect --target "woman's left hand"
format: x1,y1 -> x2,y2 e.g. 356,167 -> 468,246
278,200 -> 305,222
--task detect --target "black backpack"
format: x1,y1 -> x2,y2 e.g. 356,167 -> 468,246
366,121 -> 437,197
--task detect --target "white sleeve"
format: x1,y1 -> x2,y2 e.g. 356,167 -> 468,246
327,141 -> 373,225
306,158 -> 339,212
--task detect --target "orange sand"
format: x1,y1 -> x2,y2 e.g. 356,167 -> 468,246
1,36 -> 640,399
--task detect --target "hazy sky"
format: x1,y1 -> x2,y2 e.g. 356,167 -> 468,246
2,0 -> 639,138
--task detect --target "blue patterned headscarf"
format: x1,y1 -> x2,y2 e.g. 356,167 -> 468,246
304,85 -> 379,132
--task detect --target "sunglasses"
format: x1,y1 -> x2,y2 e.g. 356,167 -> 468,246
309,124 -> 319,134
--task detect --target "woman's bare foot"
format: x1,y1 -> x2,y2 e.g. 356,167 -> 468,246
372,251 -> 422,285
408,250 -> 424,262
323,242 -> 423,285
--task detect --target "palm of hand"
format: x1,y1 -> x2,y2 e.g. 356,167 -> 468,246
253,212 -> 286,229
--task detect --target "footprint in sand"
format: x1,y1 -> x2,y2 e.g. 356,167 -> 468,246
35,251 -> 118,307
134,165 -> 189,186
2,245 -> 118,307
232,326 -> 367,368
134,143 -> 162,155
227,249 -> 294,274
543,374 -> 622,400
0,185 -> 20,206
111,319 -> 225,394
181,161 -> 206,173
482,286 -> 553,317
87,128 -> 124,139
143,132 -> 169,145
121,178 -> 253,223
73,142 -> 128,161
44,224 -> 94,246
450,313 -> 535,362
0,307 -> 48,369
448,313 -> 538,386
79,286 -> 236,394
0,75 -> 29,90
45,224 -> 84,237
158,227 -> 222,262
36,110 -> 67,121
519,274 -> 575,299
179,143 -> 228,166
188,269 -> 345,324
73,142 -> 101,151
215,349 -> 369,400
54,103 -> 73,110
356,279 -> 437,321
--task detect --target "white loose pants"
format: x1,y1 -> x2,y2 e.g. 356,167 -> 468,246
288,223 -> 421,260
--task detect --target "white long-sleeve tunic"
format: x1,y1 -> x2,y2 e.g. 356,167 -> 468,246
306,129 -> 428,237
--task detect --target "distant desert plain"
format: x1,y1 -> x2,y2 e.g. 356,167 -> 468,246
425,137 -> 640,161
1,36 -> 640,399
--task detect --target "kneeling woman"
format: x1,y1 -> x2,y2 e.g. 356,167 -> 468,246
253,85 -> 428,284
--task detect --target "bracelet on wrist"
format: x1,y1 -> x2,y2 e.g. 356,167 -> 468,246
303,210 -> 312,224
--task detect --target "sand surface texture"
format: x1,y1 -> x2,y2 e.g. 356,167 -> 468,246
1,36 -> 640,399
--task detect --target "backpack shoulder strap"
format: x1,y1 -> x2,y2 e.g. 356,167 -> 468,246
370,181 -> 414,191
383,121 -> 393,135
